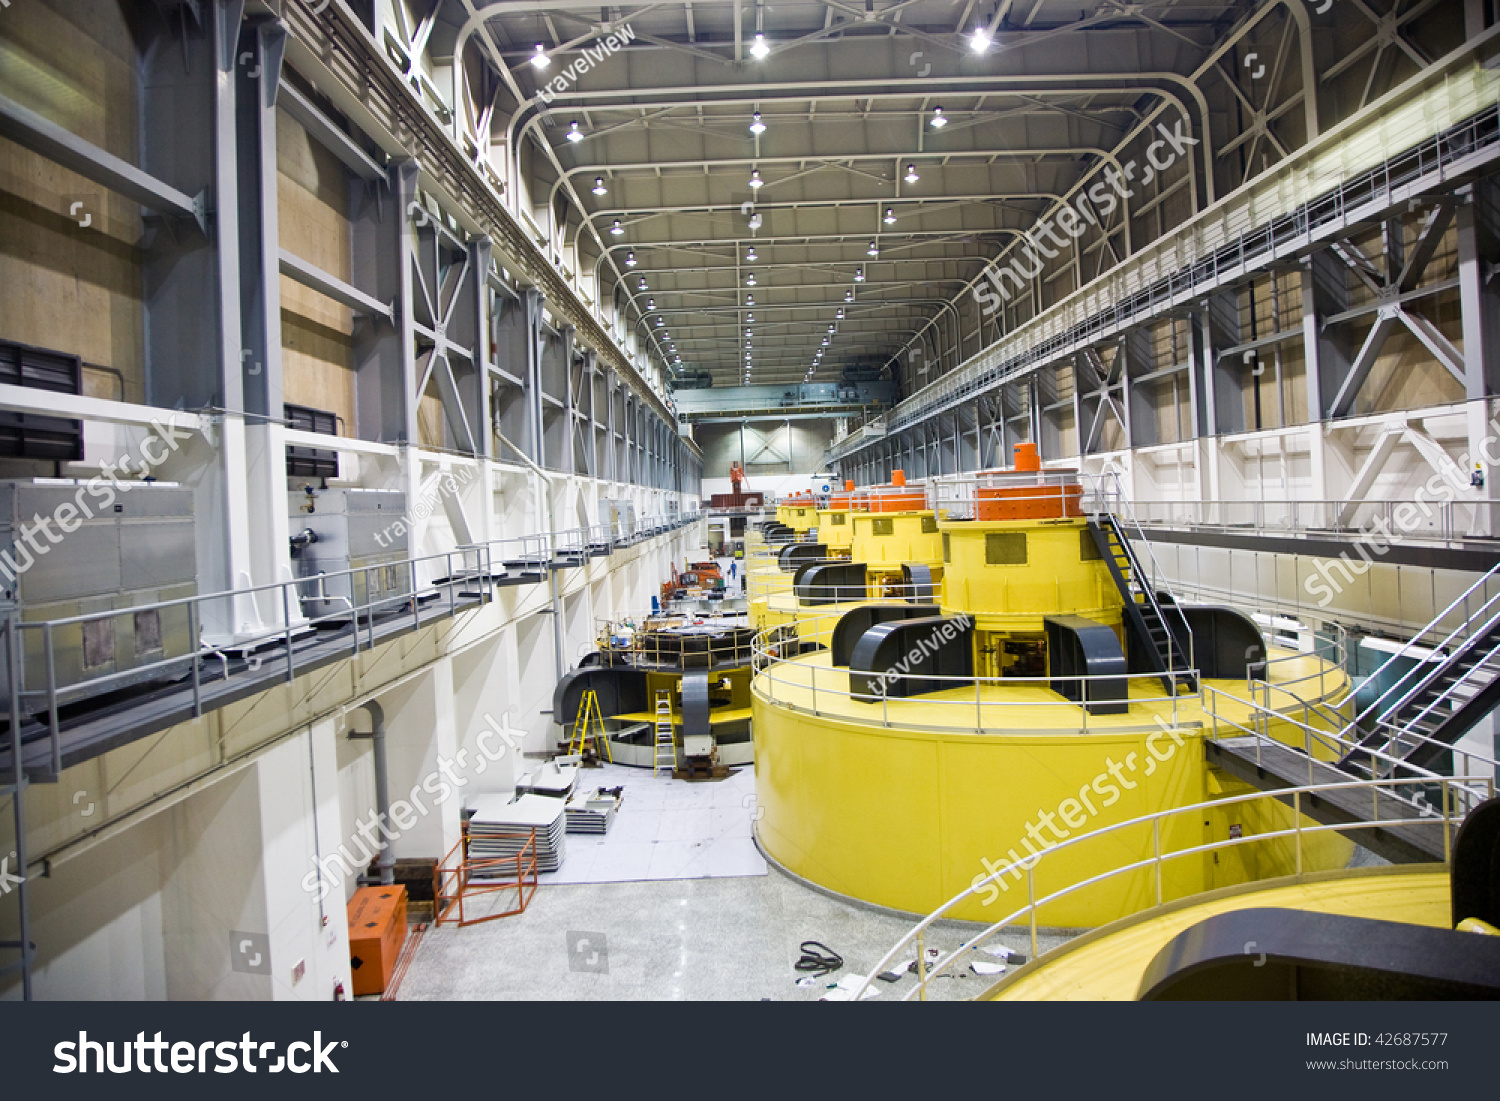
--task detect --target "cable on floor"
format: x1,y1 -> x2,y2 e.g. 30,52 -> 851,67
795,941 -> 843,977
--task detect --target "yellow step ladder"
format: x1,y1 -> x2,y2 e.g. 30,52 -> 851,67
569,689 -> 613,763
652,690 -> 677,776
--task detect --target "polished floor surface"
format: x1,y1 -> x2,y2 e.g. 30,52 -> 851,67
407,762 -> 1059,999
399,865 -> 1059,1001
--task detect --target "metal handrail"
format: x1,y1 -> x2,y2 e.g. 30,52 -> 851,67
1084,472 -> 1196,677
1350,561 -> 1500,730
1365,633 -> 1500,764
4,506 -> 704,772
749,611 -> 1200,736
1126,495 -> 1484,544
828,103 -> 1500,458
850,772 -> 1494,1003
1202,682 -> 1500,793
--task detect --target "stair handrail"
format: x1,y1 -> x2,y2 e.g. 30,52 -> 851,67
1204,682 -> 1500,800
1363,628 -> 1500,767
848,771 -> 1493,1003
1084,472 -> 1196,678
1350,561 -> 1500,734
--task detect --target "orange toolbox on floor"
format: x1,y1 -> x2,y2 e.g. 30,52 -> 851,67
347,884 -> 407,996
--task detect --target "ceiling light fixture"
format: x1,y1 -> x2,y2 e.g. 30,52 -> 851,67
638,278 -> 648,290
854,268 -> 865,282
567,120 -> 583,142
745,272 -> 757,285
836,308 -> 845,319
930,106 -> 948,129
904,164 -> 920,184
969,28 -> 992,53
844,290 -> 854,302
592,177 -> 608,196
867,240 -> 879,257
746,247 -> 758,261
750,33 -> 770,59
610,219 -> 624,236
647,298 -> 656,309
531,44 -> 551,68
746,294 -> 755,305
748,169 -> 764,189
749,112 -> 766,135
625,250 -> 637,266
884,207 -> 897,225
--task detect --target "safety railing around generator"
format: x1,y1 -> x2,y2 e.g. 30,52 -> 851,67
1,509 -> 703,776
850,772 -> 1495,1003
593,614 -> 757,669
747,603 -> 1203,736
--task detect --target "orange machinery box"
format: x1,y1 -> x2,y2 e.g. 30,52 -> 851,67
347,884 -> 407,996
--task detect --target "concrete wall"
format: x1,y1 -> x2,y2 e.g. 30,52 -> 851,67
694,419 -> 834,480
0,521 -> 704,1001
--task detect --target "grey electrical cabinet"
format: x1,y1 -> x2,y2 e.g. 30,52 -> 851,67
289,488 -> 410,620
0,479 -> 197,698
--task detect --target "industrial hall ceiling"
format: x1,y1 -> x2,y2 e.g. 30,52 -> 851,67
395,0 -> 1466,403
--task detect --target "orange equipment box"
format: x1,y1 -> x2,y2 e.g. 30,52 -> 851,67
347,884 -> 407,996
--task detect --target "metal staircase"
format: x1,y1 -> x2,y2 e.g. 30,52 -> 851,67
1087,513 -> 1196,694
1340,562 -> 1500,781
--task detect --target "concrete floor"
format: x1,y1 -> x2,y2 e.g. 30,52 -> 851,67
397,860 -> 1070,1001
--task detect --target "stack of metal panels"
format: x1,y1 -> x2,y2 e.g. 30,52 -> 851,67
563,789 -> 620,834
465,794 -> 566,873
